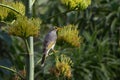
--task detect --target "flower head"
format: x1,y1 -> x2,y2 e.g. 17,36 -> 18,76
57,24 -> 82,47
49,54 -> 73,78
9,16 -> 41,38
0,1 -> 25,20
60,0 -> 91,10
0,6 -> 8,20
3,1 -> 25,15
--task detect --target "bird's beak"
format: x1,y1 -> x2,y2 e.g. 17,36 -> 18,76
56,27 -> 62,30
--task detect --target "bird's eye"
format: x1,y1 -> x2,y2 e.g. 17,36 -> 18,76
53,26 -> 57,29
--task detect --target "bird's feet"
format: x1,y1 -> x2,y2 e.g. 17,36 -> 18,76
52,49 -> 58,53
48,49 -> 58,56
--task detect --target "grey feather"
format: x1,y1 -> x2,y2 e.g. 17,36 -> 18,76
41,28 -> 57,67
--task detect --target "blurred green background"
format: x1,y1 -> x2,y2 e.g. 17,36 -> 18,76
0,0 -> 120,80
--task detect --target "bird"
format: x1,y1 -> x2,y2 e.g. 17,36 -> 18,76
41,27 -> 60,67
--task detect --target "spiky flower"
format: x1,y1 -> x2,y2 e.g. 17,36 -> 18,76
49,54 -> 73,78
0,6 -> 8,20
57,24 -> 82,47
60,0 -> 91,10
9,16 -> 41,38
0,1 -> 25,20
5,1 -> 25,15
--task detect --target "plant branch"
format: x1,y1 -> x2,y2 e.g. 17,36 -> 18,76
0,65 -> 25,80
46,9 -> 76,20
35,52 -> 54,66
34,70 -> 42,79
32,0 -> 36,6
23,38 -> 30,53
0,3 -> 23,16
35,58 -> 42,66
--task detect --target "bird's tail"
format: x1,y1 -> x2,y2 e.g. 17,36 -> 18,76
41,54 -> 46,67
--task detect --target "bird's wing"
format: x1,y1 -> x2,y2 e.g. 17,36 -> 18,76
43,39 -> 56,54
43,31 -> 56,49
46,41 -> 55,50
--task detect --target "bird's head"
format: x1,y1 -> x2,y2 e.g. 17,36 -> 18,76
51,26 -> 62,31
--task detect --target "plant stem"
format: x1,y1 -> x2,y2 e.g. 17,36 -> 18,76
24,38 -> 34,80
0,65 -> 25,80
25,0 -> 33,18
32,0 -> 36,6
25,0 -> 34,80
29,37 -> 34,80
0,3 -> 22,15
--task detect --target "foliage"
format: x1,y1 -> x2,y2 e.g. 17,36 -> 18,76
0,0 -> 120,80
71,31 -> 120,80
